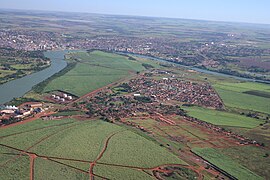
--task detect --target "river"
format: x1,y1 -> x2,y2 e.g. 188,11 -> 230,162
119,52 -> 270,84
0,50 -> 68,104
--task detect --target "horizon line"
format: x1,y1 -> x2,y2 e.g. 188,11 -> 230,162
1,7 -> 270,26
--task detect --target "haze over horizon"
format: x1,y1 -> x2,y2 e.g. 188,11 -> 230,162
0,0 -> 270,25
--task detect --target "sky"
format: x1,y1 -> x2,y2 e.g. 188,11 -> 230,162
1,0 -> 270,24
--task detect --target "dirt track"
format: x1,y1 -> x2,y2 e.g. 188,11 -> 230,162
89,131 -> 123,180
0,122 -> 80,180
0,126 -> 206,180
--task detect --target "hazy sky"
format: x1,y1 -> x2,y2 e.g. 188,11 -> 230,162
1,0 -> 270,24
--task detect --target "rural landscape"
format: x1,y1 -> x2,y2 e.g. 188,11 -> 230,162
0,2 -> 270,180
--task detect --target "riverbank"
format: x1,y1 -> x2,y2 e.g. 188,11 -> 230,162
0,50 -> 68,104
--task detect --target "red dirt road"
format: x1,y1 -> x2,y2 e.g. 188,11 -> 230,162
89,131 -> 122,180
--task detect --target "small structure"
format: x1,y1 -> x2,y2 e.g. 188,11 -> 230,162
26,102 -> 43,109
0,109 -> 15,114
5,105 -> 18,110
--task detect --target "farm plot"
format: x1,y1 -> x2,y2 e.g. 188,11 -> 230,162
0,118 -> 76,138
213,82 -> 270,114
98,130 -> 185,168
218,146 -> 270,179
183,106 -> 261,128
43,51 -> 147,97
192,148 -> 263,180
93,164 -> 153,180
126,116 -> 239,149
34,158 -> 89,180
0,156 -> 30,180
0,119 -> 186,179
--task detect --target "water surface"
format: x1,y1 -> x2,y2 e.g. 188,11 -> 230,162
0,51 -> 68,104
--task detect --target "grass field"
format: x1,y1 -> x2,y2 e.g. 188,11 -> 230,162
0,119 -> 185,179
213,82 -> 270,114
99,130 -> 185,167
0,118 -> 76,137
53,110 -> 85,116
183,106 -> 262,128
0,156 -> 30,180
35,158 -> 89,180
94,164 -> 153,180
218,146 -> 270,179
43,51 -> 150,97
192,148 -> 263,180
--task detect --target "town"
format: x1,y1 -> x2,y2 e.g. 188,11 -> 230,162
0,26 -> 269,81
127,74 -> 224,109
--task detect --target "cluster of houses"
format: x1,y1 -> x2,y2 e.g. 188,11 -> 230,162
0,102 -> 43,122
127,76 -> 224,109
80,89 -> 185,121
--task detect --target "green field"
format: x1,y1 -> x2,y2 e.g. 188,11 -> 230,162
99,130 -> 185,167
35,158 -> 89,180
53,110 -> 84,116
219,146 -> 270,179
0,119 -> 185,179
0,156 -> 30,180
43,51 -> 149,96
213,82 -> 270,114
183,106 -> 262,128
192,148 -> 263,180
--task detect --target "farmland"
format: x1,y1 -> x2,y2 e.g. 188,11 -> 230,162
1,50 -> 269,179
183,106 -> 262,128
213,82 -> 270,114
219,146 -> 270,179
43,51 -> 149,97
192,148 -> 263,180
0,119 -> 186,179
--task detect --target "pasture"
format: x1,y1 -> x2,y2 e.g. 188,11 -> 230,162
183,106 -> 262,128
0,119 -> 185,179
43,51 -> 150,97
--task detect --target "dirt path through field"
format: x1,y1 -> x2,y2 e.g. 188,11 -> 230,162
89,131 -> 123,180
0,123 -> 78,168
29,153 -> 37,180
1,143 -> 215,180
